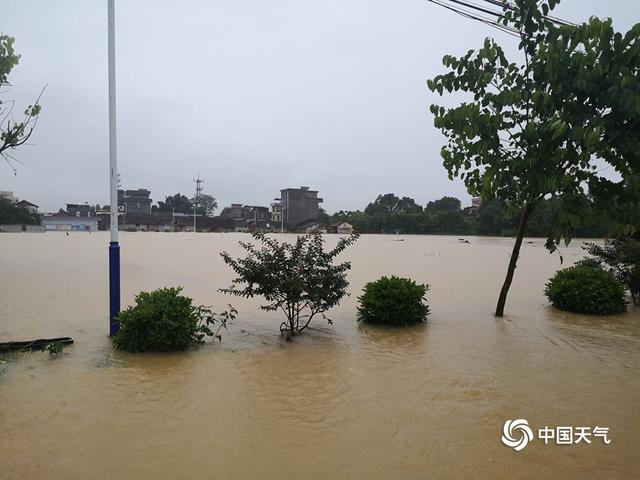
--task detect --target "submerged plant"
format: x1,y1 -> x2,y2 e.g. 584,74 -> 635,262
45,342 -> 64,357
220,232 -> 358,337
545,265 -> 627,315
357,276 -> 430,326
113,287 -> 236,352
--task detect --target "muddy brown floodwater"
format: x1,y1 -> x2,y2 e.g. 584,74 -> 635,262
1,232 -> 639,479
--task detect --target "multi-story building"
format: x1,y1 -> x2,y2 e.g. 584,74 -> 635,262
280,186 -> 323,231
220,203 -> 246,220
118,189 -> 152,215
221,204 -> 272,231
270,202 -> 283,230
66,203 -> 92,217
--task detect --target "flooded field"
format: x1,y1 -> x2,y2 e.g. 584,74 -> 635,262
1,232 -> 639,479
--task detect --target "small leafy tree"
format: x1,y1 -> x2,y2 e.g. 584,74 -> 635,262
220,233 -> 358,337
428,0 -> 638,316
583,238 -> 640,305
1,35 -> 43,174
153,194 -> 193,214
194,193 -> 217,217
113,287 -> 236,352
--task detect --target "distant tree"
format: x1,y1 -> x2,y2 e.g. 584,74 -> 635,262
194,194 -> 217,217
154,193 -> 193,214
364,194 -> 422,215
220,233 -> 358,338
318,207 -> 330,227
425,196 -> 461,213
1,35 -> 43,174
0,197 -> 38,224
428,0 -> 637,316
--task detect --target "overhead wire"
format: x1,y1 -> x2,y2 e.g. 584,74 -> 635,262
426,0 -> 575,38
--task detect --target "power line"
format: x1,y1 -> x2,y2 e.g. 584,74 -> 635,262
426,0 -> 574,38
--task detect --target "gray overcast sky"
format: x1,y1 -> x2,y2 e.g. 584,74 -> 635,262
2,0 -> 638,213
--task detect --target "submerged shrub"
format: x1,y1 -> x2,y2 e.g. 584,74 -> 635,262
544,265 -> 627,315
113,287 -> 235,352
357,276 -> 430,326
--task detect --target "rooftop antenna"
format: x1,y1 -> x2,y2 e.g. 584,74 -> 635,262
193,173 -> 204,232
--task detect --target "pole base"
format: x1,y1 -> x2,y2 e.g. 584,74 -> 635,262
109,241 -> 121,336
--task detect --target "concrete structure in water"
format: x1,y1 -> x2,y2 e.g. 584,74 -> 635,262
280,186 -> 323,231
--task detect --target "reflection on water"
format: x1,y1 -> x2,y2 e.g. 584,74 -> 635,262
1,232 -> 639,479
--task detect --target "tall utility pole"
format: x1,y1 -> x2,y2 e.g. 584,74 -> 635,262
107,0 -> 120,336
193,173 -> 204,232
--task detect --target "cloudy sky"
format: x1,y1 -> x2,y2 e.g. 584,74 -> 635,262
2,0 -> 638,213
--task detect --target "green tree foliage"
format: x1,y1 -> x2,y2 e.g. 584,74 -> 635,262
318,207 -> 330,227
335,194 -> 472,235
220,233 -> 358,338
583,238 -> 640,305
153,193 -> 193,214
357,276 -> 430,326
194,193 -> 217,217
0,197 -> 38,225
113,287 -> 236,352
365,193 -> 423,215
425,196 -> 461,213
545,265 -> 627,315
534,17 -> 640,234
1,35 -> 43,174
428,0 -> 637,316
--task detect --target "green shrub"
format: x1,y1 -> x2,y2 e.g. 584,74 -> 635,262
544,265 -> 627,315
357,276 -> 430,326
574,257 -> 602,270
113,287 -> 235,352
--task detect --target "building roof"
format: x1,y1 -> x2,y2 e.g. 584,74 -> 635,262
16,200 -> 38,208
329,221 -> 352,227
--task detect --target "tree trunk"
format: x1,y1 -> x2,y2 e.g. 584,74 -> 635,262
495,204 -> 534,317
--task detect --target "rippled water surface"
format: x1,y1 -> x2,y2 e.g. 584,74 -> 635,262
1,232 -> 639,479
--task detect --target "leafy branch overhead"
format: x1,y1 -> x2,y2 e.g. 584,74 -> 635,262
428,2 -> 640,250
0,35 -> 44,174
220,232 -> 358,337
427,0 -> 640,316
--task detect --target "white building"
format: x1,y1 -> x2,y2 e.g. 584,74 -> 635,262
40,212 -> 98,232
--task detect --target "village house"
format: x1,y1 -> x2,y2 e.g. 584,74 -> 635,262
327,221 -> 354,235
16,200 -> 39,215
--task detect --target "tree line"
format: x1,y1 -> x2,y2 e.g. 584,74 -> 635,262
329,193 -> 610,237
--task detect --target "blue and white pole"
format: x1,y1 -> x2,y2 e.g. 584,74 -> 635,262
108,0 -> 120,336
